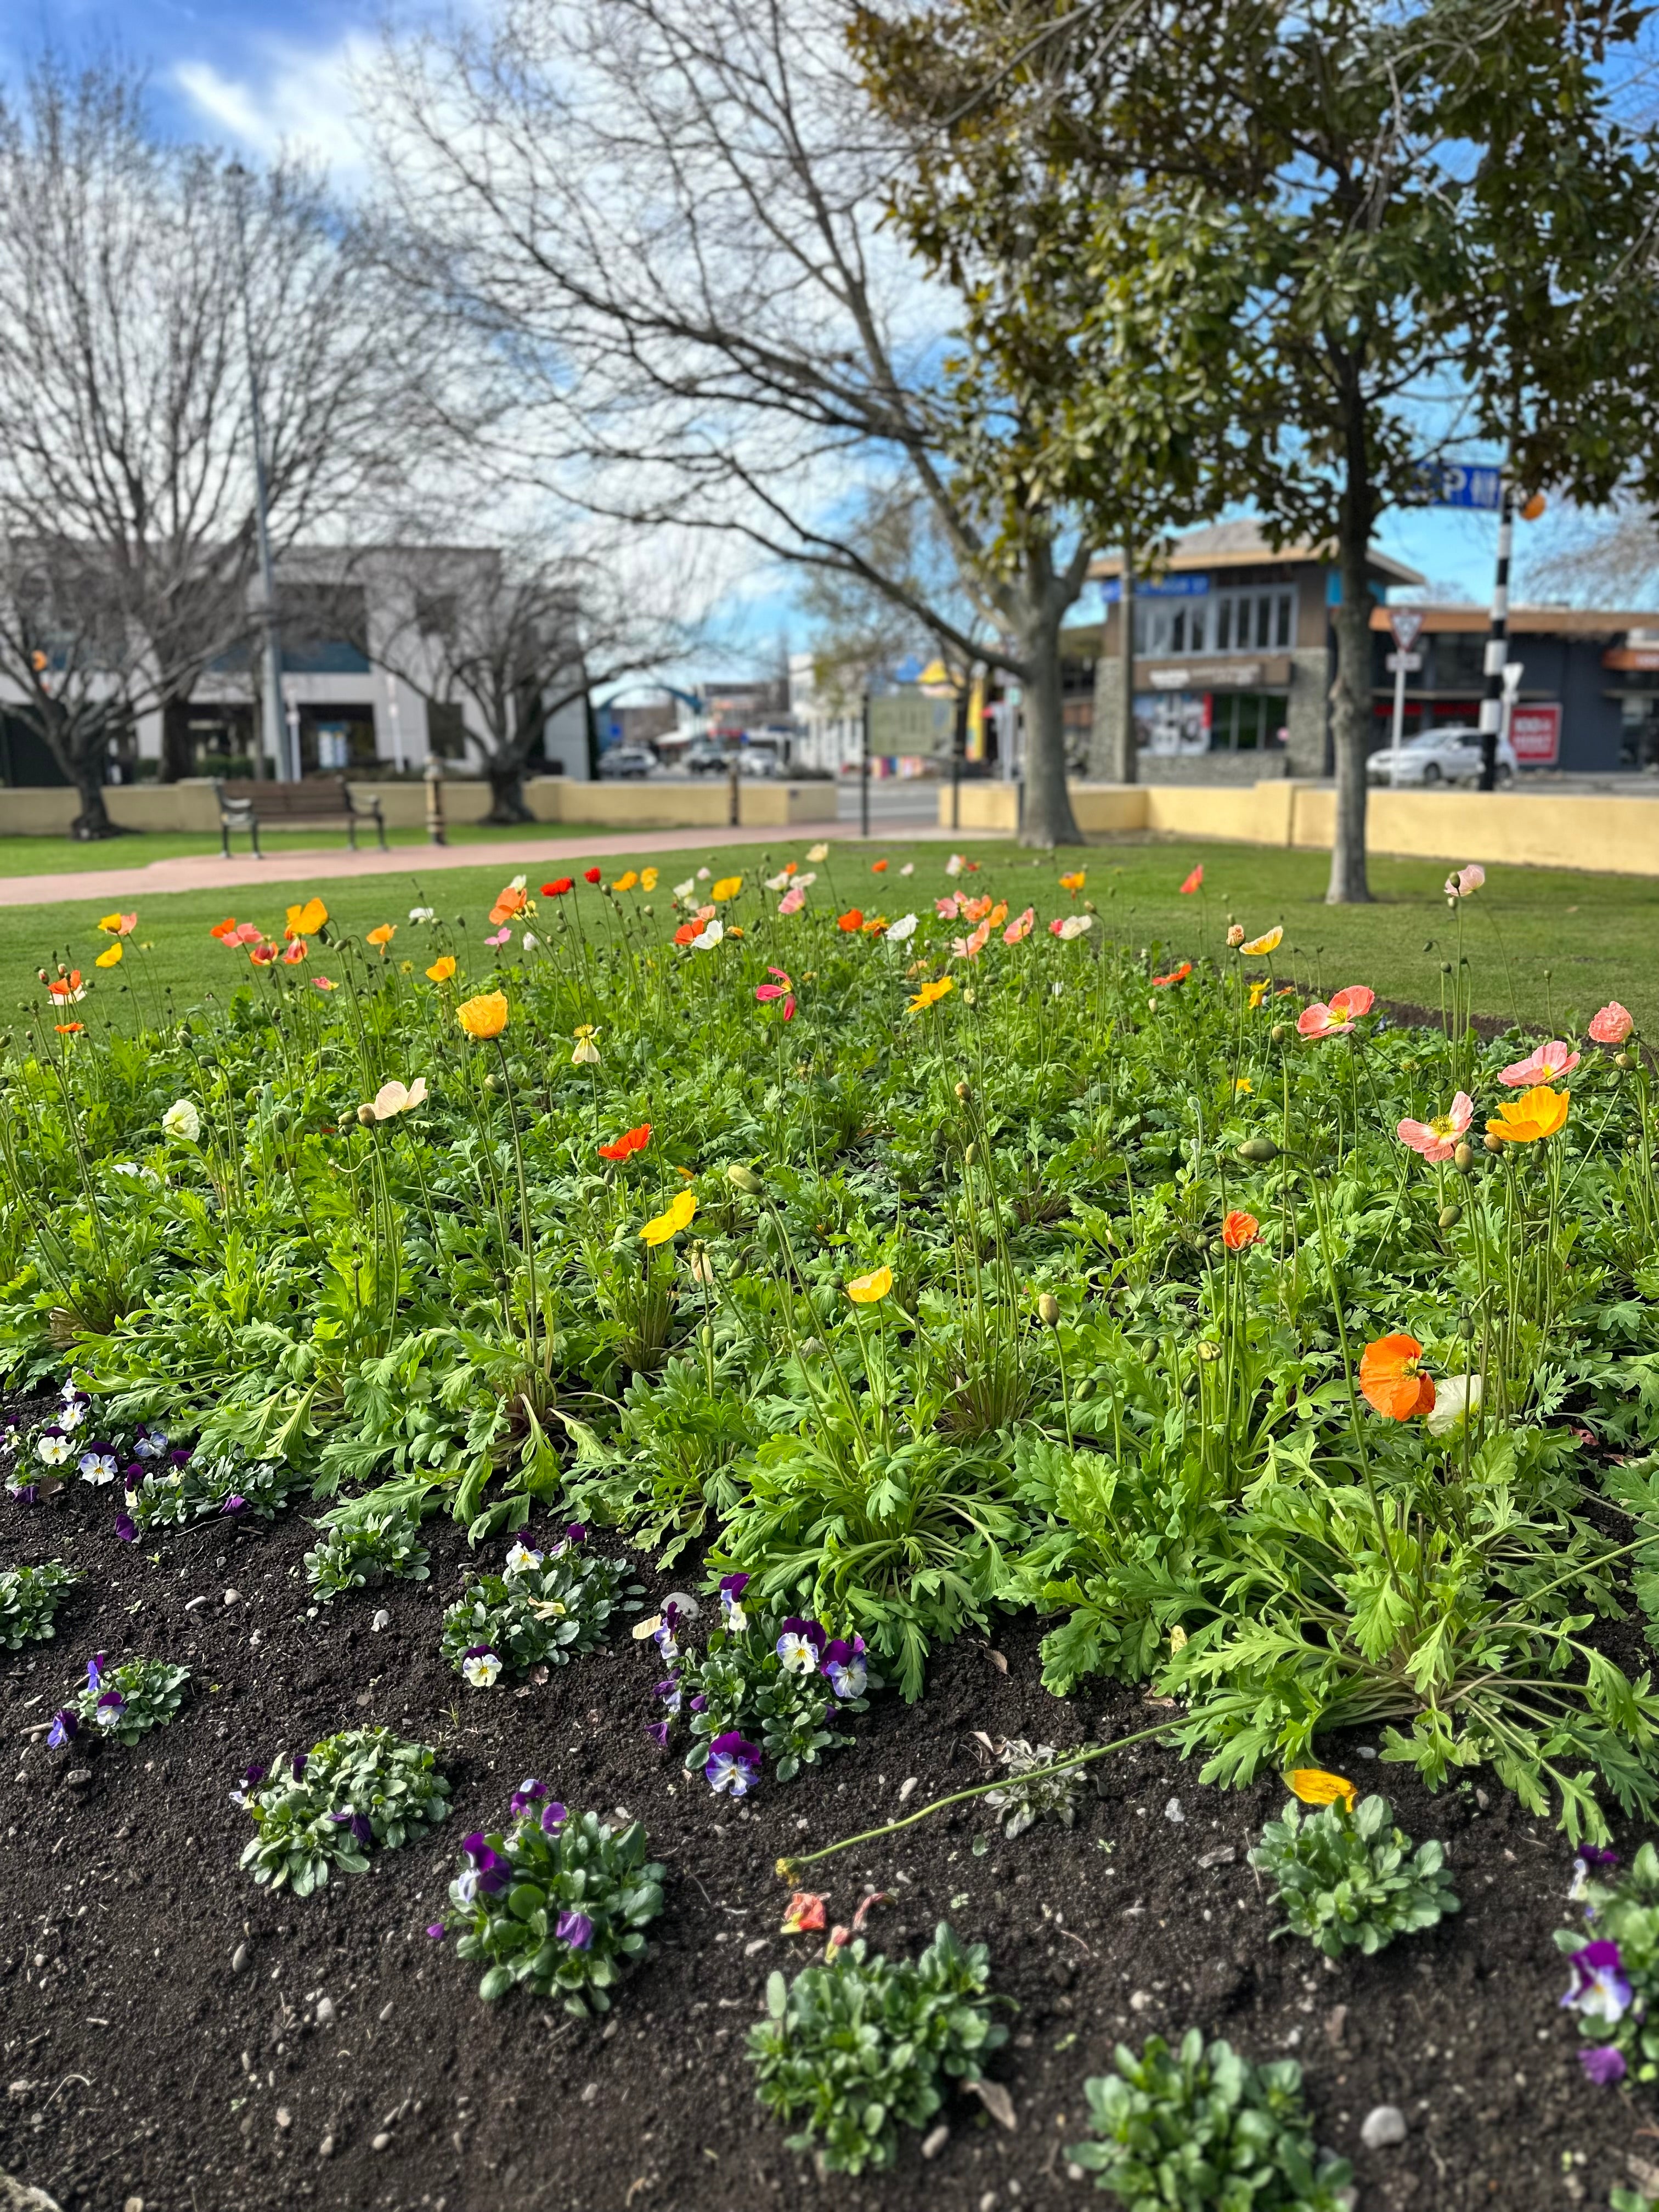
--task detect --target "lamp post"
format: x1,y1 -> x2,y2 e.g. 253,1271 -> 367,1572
226,161 -> 289,782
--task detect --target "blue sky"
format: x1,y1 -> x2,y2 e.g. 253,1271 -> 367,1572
0,2 -> 1577,667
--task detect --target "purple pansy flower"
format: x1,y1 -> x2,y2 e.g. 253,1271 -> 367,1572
46,1707 -> 78,1749
133,1427 -> 167,1460
455,1830 -> 512,1904
13,1483 -> 38,1505
654,1676 -> 682,1714
425,1922 -> 447,1940
645,1720 -> 670,1751
291,1752 -> 308,1782
350,1814 -> 374,1846
86,1652 -> 108,1692
566,1522 -> 588,1544
244,1761 -> 268,1787
776,1617 -> 827,1676
652,1601 -> 683,1666
1580,2044 -> 1627,2085
114,1510 -> 137,1544
1570,1845 -> 1621,1902
821,1634 -> 867,1700
705,1731 -> 761,1797
718,1572 -> 751,1626
1561,1939 -> 1633,2025
168,1446 -> 191,1466
510,1777 -> 549,1816
556,1909 -> 594,1951
93,1689 -> 127,1729
122,1464 -> 143,1490
221,1494 -> 249,1517
689,1692 -> 707,1712
540,1801 -> 567,1833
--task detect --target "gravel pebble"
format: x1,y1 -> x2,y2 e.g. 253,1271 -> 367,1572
921,2124 -> 949,2160
371,1610 -> 391,1632
1361,2103 -> 1408,2149
314,1996 -> 335,2025
371,2132 -> 391,2153
1164,1797 -> 1184,1824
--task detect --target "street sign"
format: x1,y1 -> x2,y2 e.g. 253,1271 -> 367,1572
1387,608 -> 1425,651
1385,652 -> 1422,673
1510,703 -> 1560,766
1414,462 -> 1504,511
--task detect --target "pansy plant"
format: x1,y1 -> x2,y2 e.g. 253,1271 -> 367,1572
1555,1838 -> 1659,2086
439,1526 -> 642,1685
303,1509 -> 430,1604
0,1560 -> 80,1650
49,1652 -> 190,1749
128,1442 -> 308,1533
649,1578 -> 879,1790
238,1727 -> 451,1897
434,1786 -> 665,2015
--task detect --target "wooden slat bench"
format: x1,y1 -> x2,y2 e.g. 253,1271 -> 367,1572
213,776 -> 388,858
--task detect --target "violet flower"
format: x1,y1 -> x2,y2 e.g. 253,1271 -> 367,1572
86,1652 -> 108,1692
821,1634 -> 867,1700
1580,2045 -> 1627,2086
654,1677 -> 682,1714
719,1572 -> 750,1629
566,1521 -> 588,1544
168,1447 -> 191,1466
1561,1939 -> 1633,2025
121,1464 -> 143,1490
455,1830 -> 512,1904
78,1447 -> 119,1486
291,1752 -> 308,1782
540,1801 -> 567,1834
652,1601 -> 682,1666
14,1484 -> 38,1505
349,1814 -> 374,1846
93,1689 -> 127,1729
509,1777 -> 549,1816
645,1720 -> 670,1751
556,1909 -> 594,1950
776,1617 -> 827,1676
461,1644 -> 503,1689
705,1731 -> 761,1796
46,1707 -> 78,1748
1570,1845 -> 1621,1902
689,1692 -> 707,1713
114,1510 -> 137,1544
133,1429 -> 166,1460
221,1494 -> 249,1517
425,1922 -> 447,1940
244,1761 -> 268,1787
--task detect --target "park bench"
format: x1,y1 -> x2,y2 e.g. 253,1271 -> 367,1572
213,775 -> 388,858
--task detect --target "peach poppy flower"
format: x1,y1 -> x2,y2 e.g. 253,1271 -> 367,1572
1397,1092 -> 1474,1163
1359,1334 -> 1435,1420
366,923 -> 396,953
1589,1002 -> 1634,1046
1297,985 -> 1373,1037
952,919 -> 991,961
1221,1210 -> 1259,1251
1003,906 -> 1035,945
1226,924 -> 1245,947
1486,1085 -> 1570,1144
249,943 -> 279,967
1499,1039 -> 1579,1086
1444,864 -> 1485,900
1151,961 -> 1192,989
280,939 -> 308,966
1179,864 -> 1203,894
960,894 -> 992,924
488,882 -> 529,926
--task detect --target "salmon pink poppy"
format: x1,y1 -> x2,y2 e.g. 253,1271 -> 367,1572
1589,1002 -> 1634,1046
279,939 -> 308,965
755,968 -> 797,1019
1499,1039 -> 1579,1086
1298,985 -> 1373,1038
599,1124 -> 652,1161
952,919 -> 991,961
778,885 -> 806,916
1221,1210 -> 1259,1251
1359,1334 -> 1435,1420
1003,906 -> 1035,945
1179,864 -> 1204,894
935,894 -> 961,920
1151,961 -> 1192,989
1397,1091 -> 1474,1163
249,943 -> 279,967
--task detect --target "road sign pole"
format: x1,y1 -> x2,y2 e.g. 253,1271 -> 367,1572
1477,475 -> 1514,791
1390,649 -> 1408,778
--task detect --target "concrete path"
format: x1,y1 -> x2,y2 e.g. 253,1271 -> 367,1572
0,814 -> 986,911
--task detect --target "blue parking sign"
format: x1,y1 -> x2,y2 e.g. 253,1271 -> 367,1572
1416,462 -> 1504,511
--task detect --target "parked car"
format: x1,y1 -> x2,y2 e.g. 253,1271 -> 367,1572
597,744 -> 657,780
1367,726 -> 1519,787
682,743 -> 733,776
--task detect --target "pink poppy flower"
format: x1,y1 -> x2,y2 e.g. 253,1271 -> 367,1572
755,968 -> 796,1020
952,919 -> 991,961
1444,864 -> 1486,899
1499,1039 -> 1580,1086
1397,1091 -> 1474,1163
777,885 -> 806,916
1589,1002 -> 1634,1046
1003,906 -> 1035,945
485,926 -> 511,948
935,894 -> 961,921
1297,985 -> 1374,1039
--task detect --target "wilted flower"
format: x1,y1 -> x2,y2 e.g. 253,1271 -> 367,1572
46,1707 -> 78,1748
571,1024 -> 602,1064
1570,1844 -> 1621,1901
782,1891 -> 827,1934
1561,1939 -> 1632,2025
461,1645 -> 503,1689
706,1731 -> 762,1796
776,1617 -> 827,1674
1286,1768 -> 1357,1815
821,1635 -> 867,1700
1579,2045 -> 1627,2086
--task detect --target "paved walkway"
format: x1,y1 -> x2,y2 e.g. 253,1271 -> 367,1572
0,815 -> 985,910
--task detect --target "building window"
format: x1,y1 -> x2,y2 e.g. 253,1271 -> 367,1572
1138,588 -> 1293,658
1209,692 -> 1289,751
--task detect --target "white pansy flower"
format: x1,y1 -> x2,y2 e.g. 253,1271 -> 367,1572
462,1650 -> 503,1689
37,1435 -> 71,1466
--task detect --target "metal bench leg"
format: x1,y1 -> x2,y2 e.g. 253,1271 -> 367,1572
376,812 -> 388,853
252,822 -> 262,859
221,822 -> 230,859
347,821 -> 358,851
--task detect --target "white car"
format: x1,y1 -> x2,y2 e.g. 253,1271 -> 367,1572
1367,726 -> 1519,787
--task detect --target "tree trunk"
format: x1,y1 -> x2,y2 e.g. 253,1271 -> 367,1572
69,758 -> 118,840
1018,609 -> 1082,848
1326,491 -> 1374,904
159,696 -> 195,783
484,761 -> 533,824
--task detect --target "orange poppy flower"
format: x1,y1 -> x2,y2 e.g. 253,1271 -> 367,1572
1151,961 -> 1192,989
1178,864 -> 1203,894
599,1123 -> 653,1161
280,939 -> 308,965
1221,1210 -> 1259,1251
837,909 -> 864,933
488,883 -> 529,926
426,955 -> 457,983
54,1022 -> 84,1035
210,917 -> 240,942
871,859 -> 889,874
457,991 -> 509,1041
1359,1333 -> 1435,1420
366,923 -> 397,952
673,921 -> 698,946
249,943 -> 279,967
1485,1085 -> 1570,1145
1059,868 -> 1086,894
47,970 -> 84,1002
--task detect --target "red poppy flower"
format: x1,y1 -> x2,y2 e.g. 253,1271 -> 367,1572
755,968 -> 796,1019
871,859 -> 889,873
1179,864 -> 1204,894
542,879 -> 573,897
1151,961 -> 1192,989
598,1123 -> 653,1161
249,944 -> 279,967
584,867 -> 602,884
837,909 -> 864,932
1221,1210 -> 1259,1251
1359,1334 -> 1436,1420
673,922 -> 698,946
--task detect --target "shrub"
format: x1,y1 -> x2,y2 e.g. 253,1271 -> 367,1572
439,1790 -> 664,2013
1250,1792 -> 1460,1957
439,1528 -> 641,1685
48,1653 -> 189,1748
1069,2030 -> 1353,2210
237,1727 -> 451,1896
748,1922 -> 1008,2175
303,1509 -> 430,1604
0,1560 -> 80,1649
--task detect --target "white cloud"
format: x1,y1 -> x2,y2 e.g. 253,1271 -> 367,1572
172,34 -> 380,185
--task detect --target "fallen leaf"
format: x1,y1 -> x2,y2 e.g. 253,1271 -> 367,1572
967,2079 -> 1017,2132
984,1647 -> 1008,1674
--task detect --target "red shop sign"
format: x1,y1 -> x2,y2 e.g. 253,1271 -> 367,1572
1510,703 -> 1560,766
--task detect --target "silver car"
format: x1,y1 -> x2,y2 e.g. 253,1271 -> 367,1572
1367,726 -> 1519,787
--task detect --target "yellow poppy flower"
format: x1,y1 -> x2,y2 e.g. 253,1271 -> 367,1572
285,896 -> 329,939
612,871 -> 639,893
426,955 -> 457,983
366,924 -> 396,952
640,867 -> 659,892
1247,980 -> 1271,1011
711,876 -> 742,902
95,941 -> 123,969
1241,927 -> 1283,956
96,911 -> 137,936
640,1189 -> 698,1246
1058,869 -> 1086,893
847,1266 -> 893,1304
1486,1085 -> 1570,1144
456,990 -> 509,1040
1286,1768 -> 1357,1815
1234,1077 -> 1253,1095
907,976 -> 955,1014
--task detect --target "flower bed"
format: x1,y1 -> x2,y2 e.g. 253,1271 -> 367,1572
2,850 -> 1659,2209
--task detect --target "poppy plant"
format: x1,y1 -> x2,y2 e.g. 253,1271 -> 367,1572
1589,1001 -> 1634,1045
1359,1334 -> 1435,1420
599,1123 -> 652,1161
1151,961 -> 1192,989
1499,1039 -> 1580,1086
612,870 -> 640,893
1397,1092 -> 1474,1163
1179,864 -> 1204,894
1221,1210 -> 1260,1251
1059,868 -> 1086,894
541,878 -> 573,898
846,1265 -> 893,1304
426,955 -> 457,983
456,991 -> 509,1041
285,897 -> 328,940
584,867 -> 602,885
46,971 -> 85,1003
777,885 -> 806,916
908,976 -> 954,1014
1297,985 -> 1374,1038
94,941 -> 123,969
96,911 -> 137,936
755,968 -> 796,1019
1003,906 -> 1035,945
952,919 -> 991,961
1444,863 -> 1486,900
280,939 -> 308,966
1486,1084 -> 1570,1144
249,943 -> 279,967
711,875 -> 742,901
837,908 -> 864,932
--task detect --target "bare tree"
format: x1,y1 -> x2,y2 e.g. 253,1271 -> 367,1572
1521,501 -> 1659,608
0,535 -> 146,837
361,532 -> 708,821
365,0 -> 1226,845
0,59 -> 465,813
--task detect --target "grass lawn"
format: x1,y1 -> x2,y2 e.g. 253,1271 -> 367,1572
2,832 -> 1646,1032
0,820 -> 569,874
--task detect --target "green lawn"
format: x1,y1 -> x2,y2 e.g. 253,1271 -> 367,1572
3,833 -> 1647,1034
0,820 -> 566,874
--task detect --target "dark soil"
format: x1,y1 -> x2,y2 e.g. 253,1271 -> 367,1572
0,1398 -> 1650,2212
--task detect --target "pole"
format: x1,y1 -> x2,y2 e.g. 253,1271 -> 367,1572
1119,544 -> 1138,783
227,163 -> 286,782
1389,645 -> 1408,778
950,679 -> 964,831
1477,475 -> 1514,792
424,756 -> 448,847
860,692 -> 870,838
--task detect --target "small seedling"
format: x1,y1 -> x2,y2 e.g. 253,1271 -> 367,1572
981,1735 -> 1083,1837
0,1560 -> 80,1649
1250,1792 -> 1459,1957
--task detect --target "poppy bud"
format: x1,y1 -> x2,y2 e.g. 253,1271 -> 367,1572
1453,1142 -> 1474,1172
1628,1132 -> 1642,1150
484,1071 -> 500,1092
356,1103 -> 376,1127
955,1080 -> 971,1101
1197,1340 -> 1221,1363
1437,1203 -> 1462,1230
1440,961 -> 1453,975
726,1163 -> 762,1194
1457,1314 -> 1476,1341
1483,1132 -> 1503,1152
1269,1024 -> 1288,1045
1147,996 -> 1159,1013
1616,1052 -> 1632,1070
963,1142 -> 977,1167
1446,896 -> 1458,911
1238,1137 -> 1279,1162
1037,1293 -> 1059,1327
